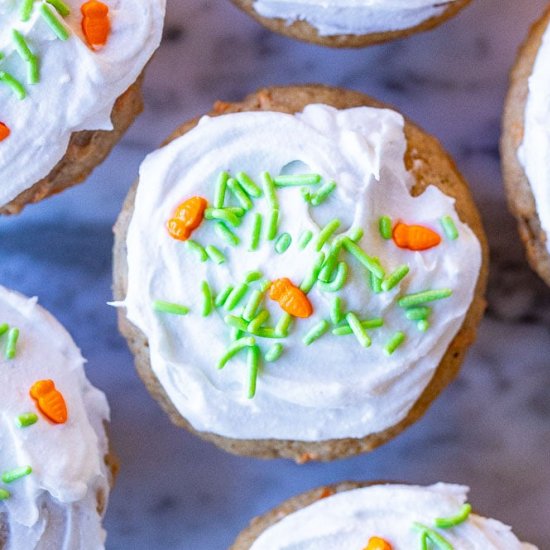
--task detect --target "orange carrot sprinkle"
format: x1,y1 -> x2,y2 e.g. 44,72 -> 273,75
81,0 -> 110,50
364,536 -> 393,550
392,222 -> 441,251
269,278 -> 313,318
0,122 -> 10,142
167,196 -> 208,241
30,380 -> 68,424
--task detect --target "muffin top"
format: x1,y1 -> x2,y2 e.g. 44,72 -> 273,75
249,483 -> 536,549
0,285 -> 110,549
251,0 -> 459,36
0,0 -> 165,207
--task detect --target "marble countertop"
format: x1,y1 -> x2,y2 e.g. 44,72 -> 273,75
1,0 -> 550,548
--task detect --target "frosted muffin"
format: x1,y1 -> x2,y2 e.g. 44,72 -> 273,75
230,0 -> 472,48
114,85 -> 488,462
0,285 -> 113,548
0,0 -> 165,214
232,482 -> 537,549
502,6 -> 550,286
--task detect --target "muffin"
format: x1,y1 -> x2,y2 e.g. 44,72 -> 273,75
0,285 -> 113,548
232,482 -> 537,549
230,0 -> 472,48
501,6 -> 550,286
0,0 -> 166,214
113,84 -> 488,462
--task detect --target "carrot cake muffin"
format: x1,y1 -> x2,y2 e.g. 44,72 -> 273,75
232,482 -> 537,549
0,0 -> 165,214
0,285 -> 113,548
114,85 -> 488,462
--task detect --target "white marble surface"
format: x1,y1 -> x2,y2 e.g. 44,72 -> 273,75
1,0 -> 550,548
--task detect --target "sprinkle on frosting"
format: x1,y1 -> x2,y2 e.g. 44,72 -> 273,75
392,222 -> 441,251
30,379 -> 68,424
435,502 -> 472,528
81,0 -> 110,50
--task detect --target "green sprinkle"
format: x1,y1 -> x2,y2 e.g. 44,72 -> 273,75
205,208 -> 241,227
346,312 -> 371,348
201,281 -> 213,317
0,323 -> 8,337
153,300 -> 189,316
330,296 -> 344,325
248,310 -> 270,333
250,213 -> 263,251
20,0 -> 35,21
332,318 -> 384,335
214,171 -> 229,208
369,269 -> 383,294
348,227 -> 364,243
311,181 -> 336,206
405,306 -> 431,321
255,328 -> 280,339
382,264 -> 410,292
224,207 -> 246,217
298,230 -> 313,249
247,345 -> 261,398
379,216 -> 393,240
384,331 -> 406,356
12,29 -> 35,61
412,523 -> 453,550
318,262 -> 348,293
265,343 -> 284,362
236,171 -> 263,198
243,289 -> 264,322
16,413 -> 38,428
227,177 -> 253,210
261,171 -> 278,209
300,252 -> 325,293
185,240 -> 207,262
398,289 -> 452,308
27,56 -> 39,84
420,531 -> 429,550
0,489 -> 10,500
342,238 -> 385,279
231,327 -> 243,341
215,285 -> 233,308
274,174 -> 321,187
417,320 -> 430,332
244,270 -> 263,284
217,337 -> 256,369
318,243 -> 341,283
316,219 -> 341,251
225,283 -> 249,311
205,245 -> 226,265
5,328 -> 19,360
275,232 -> 292,254
440,215 -> 459,240
275,312 -> 293,337
224,315 -> 248,332
435,503 -> 472,529
215,222 -> 240,247
302,320 -> 330,345
0,71 -> 26,100
2,465 -> 32,484
46,0 -> 71,17
266,209 -> 279,241
300,187 -> 313,203
40,4 -> 70,40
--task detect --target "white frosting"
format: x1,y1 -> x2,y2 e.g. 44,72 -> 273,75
0,0 -> 166,207
252,0 -> 457,37
0,286 -> 110,549
249,484 -> 537,549
123,104 -> 482,442
518,16 -> 550,254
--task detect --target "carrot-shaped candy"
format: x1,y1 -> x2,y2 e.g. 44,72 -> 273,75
81,0 -> 110,50
0,122 -> 10,142
269,278 -> 313,319
30,379 -> 68,424
167,196 -> 208,241
364,537 -> 393,550
392,222 -> 441,251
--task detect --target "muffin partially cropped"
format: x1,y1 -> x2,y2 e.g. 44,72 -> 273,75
0,285 -> 113,548
230,0 -> 472,48
114,84 -> 488,462
502,6 -> 550,286
232,482 -> 537,549
0,0 -> 165,214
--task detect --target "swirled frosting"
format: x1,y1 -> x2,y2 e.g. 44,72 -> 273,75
518,15 -> 550,253
252,0 -> 458,37
0,0 -> 165,207
122,103 -> 482,442
0,286 -> 110,549
249,484 -> 537,549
